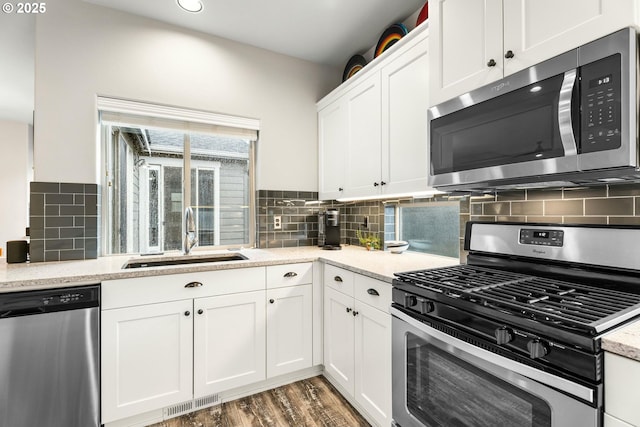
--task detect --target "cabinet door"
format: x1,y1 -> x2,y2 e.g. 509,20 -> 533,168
266,285 -> 313,378
429,0 -> 503,105
344,73 -> 382,198
193,291 -> 266,398
318,101 -> 347,200
101,300 -> 194,424
354,301 -> 391,427
503,0 -> 638,76
381,35 -> 431,195
324,287 -> 355,393
605,352 -> 640,426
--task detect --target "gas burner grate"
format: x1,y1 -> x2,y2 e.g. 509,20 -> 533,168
395,265 -> 640,334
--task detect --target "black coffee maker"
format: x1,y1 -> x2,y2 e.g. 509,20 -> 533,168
319,208 -> 341,250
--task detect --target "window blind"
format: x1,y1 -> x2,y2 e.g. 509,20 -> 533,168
97,96 -> 259,141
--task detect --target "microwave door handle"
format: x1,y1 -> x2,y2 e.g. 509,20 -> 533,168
558,69 -> 578,156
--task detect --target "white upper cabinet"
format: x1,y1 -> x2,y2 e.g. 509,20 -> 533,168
430,0 -> 640,106
429,0 -> 503,106
318,101 -> 347,200
345,73 -> 383,198
381,36 -> 430,195
318,24 -> 432,200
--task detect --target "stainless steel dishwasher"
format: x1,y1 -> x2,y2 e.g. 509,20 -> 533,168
0,285 -> 100,427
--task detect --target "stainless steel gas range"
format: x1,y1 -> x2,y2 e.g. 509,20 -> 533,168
391,221 -> 640,427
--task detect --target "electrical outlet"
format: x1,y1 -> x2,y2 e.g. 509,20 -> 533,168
274,215 -> 282,230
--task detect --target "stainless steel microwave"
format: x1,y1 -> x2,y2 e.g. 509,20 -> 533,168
428,27 -> 638,191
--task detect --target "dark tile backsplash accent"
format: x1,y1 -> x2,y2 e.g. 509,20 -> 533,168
469,183 -> 640,225
29,182 -> 99,262
257,190 -> 321,248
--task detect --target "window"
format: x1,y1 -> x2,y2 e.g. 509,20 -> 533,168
98,98 -> 258,255
389,201 -> 460,258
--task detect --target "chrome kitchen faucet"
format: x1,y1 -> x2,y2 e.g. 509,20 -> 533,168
183,206 -> 198,255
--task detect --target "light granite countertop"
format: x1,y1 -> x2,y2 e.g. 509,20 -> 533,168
0,245 -> 459,293
6,244 -> 640,362
603,319 -> 640,362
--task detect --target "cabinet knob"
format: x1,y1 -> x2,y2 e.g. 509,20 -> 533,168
338,187 -> 343,192
367,288 -> 380,296
185,281 -> 203,288
184,311 -> 191,317
487,58 -> 497,67
380,181 -> 386,186
505,50 -> 515,59
334,276 -> 343,283
284,271 -> 298,278
352,311 -> 359,317
269,299 -> 275,304
346,307 -> 352,313
373,182 -> 379,187
197,309 -> 204,315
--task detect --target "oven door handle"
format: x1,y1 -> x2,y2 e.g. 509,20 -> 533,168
391,307 -> 595,404
558,68 -> 578,156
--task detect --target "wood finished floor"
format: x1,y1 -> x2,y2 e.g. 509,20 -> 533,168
148,375 -> 371,427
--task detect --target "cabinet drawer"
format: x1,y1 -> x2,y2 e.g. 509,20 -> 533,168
324,264 -> 354,296
266,262 -> 313,289
102,267 -> 266,309
354,275 -> 391,313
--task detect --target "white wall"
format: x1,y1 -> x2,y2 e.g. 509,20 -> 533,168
0,120 -> 31,258
34,0 -> 339,191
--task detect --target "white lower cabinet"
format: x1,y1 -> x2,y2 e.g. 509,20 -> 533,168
605,352 -> 640,427
101,263 -> 316,426
605,413 -> 636,427
266,284 -> 313,377
193,291 -> 266,398
323,266 -> 391,427
101,300 -> 194,424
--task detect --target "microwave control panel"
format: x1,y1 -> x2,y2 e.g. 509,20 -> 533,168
519,229 -> 564,247
580,54 -> 621,153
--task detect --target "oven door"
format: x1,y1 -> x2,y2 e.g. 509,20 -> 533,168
391,308 -> 600,427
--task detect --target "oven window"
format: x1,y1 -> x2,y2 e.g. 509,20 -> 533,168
406,332 -> 551,427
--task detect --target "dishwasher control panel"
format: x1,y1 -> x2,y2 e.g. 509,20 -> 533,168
0,285 -> 100,317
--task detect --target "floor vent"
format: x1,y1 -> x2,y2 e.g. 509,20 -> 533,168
195,393 -> 220,409
164,400 -> 194,418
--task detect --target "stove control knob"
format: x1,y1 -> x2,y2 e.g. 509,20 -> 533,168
419,299 -> 435,314
404,295 -> 418,308
494,327 -> 514,345
527,339 -> 548,359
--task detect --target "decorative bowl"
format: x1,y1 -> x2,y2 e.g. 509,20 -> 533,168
386,240 -> 409,254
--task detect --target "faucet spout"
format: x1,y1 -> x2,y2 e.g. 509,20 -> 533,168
183,206 -> 198,255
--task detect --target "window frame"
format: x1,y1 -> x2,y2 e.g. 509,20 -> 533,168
98,97 -> 259,256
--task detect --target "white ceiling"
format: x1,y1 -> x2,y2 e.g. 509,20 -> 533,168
0,0 -> 426,124
84,0 -> 426,67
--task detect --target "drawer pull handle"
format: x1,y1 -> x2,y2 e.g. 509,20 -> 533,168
367,288 -> 380,296
284,272 -> 298,278
334,276 -> 343,283
185,282 -> 203,288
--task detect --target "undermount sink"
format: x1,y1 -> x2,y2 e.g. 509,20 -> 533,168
122,253 -> 248,269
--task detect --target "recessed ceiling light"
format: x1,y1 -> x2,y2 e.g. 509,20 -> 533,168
177,0 -> 203,13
